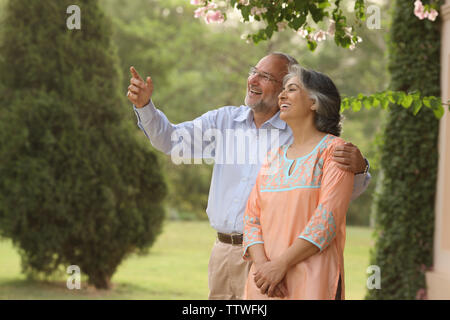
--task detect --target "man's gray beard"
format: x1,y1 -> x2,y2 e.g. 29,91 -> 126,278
246,97 -> 273,113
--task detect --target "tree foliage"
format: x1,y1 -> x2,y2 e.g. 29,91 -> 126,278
341,90 -> 445,119
194,0 -> 366,50
0,0 -> 167,289
192,0 -> 448,115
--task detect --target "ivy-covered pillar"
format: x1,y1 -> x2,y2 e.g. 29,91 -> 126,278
426,0 -> 450,299
366,0 -> 441,300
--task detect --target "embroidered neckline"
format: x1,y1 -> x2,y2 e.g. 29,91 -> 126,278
283,134 -> 329,177
283,134 -> 329,161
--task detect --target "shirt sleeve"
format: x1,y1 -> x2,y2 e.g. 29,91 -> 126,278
299,143 -> 355,252
350,160 -> 371,201
242,174 -> 264,260
133,100 -> 219,159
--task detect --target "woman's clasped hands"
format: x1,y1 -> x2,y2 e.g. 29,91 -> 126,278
253,259 -> 289,298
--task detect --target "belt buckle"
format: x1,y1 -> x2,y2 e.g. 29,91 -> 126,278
230,233 -> 240,245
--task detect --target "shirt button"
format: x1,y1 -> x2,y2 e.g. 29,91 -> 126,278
234,199 -> 239,203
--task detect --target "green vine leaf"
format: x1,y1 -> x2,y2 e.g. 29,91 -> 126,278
342,90 -> 446,119
401,95 -> 413,108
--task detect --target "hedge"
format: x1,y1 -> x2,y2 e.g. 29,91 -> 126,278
366,0 -> 441,300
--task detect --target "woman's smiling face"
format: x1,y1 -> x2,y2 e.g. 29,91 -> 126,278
278,76 -> 315,122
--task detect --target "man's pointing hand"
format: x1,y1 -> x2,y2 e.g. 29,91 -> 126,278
127,66 -> 153,108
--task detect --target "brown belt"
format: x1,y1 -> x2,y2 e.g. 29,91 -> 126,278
217,232 -> 243,245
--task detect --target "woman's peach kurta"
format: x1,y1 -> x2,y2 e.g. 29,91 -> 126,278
243,134 -> 354,300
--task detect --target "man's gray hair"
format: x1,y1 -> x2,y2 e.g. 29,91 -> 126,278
270,52 -> 299,68
284,64 -> 343,136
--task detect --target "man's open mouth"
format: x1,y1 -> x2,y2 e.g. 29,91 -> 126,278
249,88 -> 262,95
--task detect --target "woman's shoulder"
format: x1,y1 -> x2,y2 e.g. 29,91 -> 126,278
262,145 -> 284,167
318,134 -> 347,156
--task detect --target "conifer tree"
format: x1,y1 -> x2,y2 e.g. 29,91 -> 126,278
0,0 -> 167,289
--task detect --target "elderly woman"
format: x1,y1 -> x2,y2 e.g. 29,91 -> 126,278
242,64 -> 354,300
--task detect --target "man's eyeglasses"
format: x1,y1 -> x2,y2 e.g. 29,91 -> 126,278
248,67 -> 281,84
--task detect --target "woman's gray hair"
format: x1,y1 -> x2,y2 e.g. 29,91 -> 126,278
283,64 -> 343,136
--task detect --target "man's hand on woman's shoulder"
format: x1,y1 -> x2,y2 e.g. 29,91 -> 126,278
332,142 -> 367,174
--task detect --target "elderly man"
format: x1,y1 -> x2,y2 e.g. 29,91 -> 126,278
127,52 -> 370,300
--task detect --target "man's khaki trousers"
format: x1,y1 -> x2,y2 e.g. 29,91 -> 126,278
208,239 -> 252,300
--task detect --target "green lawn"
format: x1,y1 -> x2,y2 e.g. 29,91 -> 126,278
0,221 -> 374,300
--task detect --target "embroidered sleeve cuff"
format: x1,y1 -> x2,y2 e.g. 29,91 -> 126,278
298,235 -> 323,252
242,241 -> 265,260
298,204 -> 336,252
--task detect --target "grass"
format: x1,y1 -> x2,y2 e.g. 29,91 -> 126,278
0,221 -> 374,300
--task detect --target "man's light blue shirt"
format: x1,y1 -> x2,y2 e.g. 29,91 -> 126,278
133,101 -> 371,234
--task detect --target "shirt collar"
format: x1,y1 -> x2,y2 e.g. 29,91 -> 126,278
233,107 -> 287,130
233,107 -> 252,123
267,111 -> 287,130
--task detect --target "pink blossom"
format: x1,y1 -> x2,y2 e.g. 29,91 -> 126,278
204,10 -> 224,24
250,7 -> 267,16
205,3 -> 218,10
297,28 -> 308,38
313,30 -> 327,42
414,0 -> 439,21
190,0 -> 204,5
194,7 -> 205,18
348,35 -> 362,50
193,3 -> 218,19
428,9 -> 438,21
414,1 -> 427,20
414,0 -> 423,11
327,20 -> 335,36
277,21 -> 287,31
